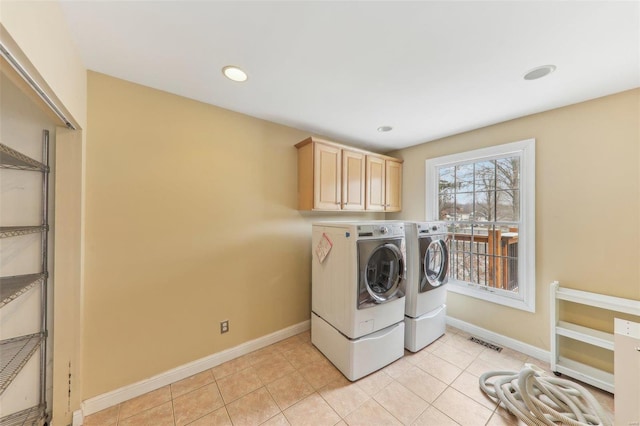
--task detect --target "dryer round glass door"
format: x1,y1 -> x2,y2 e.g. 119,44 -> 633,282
421,239 -> 449,291
364,243 -> 404,302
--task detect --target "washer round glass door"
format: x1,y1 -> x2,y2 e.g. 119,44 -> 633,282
421,239 -> 449,290
364,243 -> 404,302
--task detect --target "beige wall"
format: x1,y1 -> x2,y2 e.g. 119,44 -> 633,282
83,72 -> 382,398
53,127 -> 84,422
1,2 -> 87,424
388,89 -> 640,351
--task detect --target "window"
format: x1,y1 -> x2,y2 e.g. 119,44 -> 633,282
425,139 -> 535,312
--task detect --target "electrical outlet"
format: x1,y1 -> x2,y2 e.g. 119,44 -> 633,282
220,320 -> 229,334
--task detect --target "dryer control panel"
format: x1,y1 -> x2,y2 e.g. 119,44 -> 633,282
357,223 -> 405,238
417,222 -> 448,235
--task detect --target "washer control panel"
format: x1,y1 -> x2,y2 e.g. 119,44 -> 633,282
357,223 -> 404,238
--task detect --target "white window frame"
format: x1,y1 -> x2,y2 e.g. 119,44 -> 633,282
425,138 -> 536,312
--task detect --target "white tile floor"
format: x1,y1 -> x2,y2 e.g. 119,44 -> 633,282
83,326 -> 614,425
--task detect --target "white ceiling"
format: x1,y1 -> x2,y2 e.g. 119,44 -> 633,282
60,1 -> 640,152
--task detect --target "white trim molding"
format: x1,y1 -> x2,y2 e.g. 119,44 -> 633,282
446,315 -> 549,362
72,409 -> 83,426
74,320 -> 310,425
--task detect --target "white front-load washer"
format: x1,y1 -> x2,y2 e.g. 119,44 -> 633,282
311,221 -> 406,381
404,221 -> 449,352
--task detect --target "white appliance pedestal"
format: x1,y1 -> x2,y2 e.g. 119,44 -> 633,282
404,304 -> 446,353
311,312 -> 404,381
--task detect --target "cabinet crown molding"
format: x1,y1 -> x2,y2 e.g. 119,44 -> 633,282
294,137 -> 403,163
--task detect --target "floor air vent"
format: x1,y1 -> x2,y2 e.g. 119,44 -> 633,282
469,336 -> 503,352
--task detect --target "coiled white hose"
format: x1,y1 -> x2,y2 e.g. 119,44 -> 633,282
479,364 -> 612,426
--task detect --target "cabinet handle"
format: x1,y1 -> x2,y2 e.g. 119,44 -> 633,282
636,347 -> 640,351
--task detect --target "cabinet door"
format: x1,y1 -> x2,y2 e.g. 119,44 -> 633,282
365,155 -> 386,211
314,142 -> 342,210
342,150 -> 365,210
385,160 -> 403,212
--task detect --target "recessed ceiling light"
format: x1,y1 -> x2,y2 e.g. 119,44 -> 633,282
222,66 -> 248,82
523,65 -> 556,81
377,126 -> 393,132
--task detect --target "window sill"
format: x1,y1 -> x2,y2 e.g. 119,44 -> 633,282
447,279 -> 536,313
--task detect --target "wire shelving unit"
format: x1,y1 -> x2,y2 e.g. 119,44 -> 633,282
0,135 -> 50,426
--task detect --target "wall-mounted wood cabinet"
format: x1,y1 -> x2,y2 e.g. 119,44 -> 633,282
295,137 -> 402,212
365,155 -> 402,212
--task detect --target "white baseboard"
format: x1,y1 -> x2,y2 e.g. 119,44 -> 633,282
72,409 -> 83,426
446,316 -> 550,362
77,320 -> 310,423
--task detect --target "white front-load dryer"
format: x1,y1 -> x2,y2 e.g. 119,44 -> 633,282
404,221 -> 449,352
311,221 -> 406,381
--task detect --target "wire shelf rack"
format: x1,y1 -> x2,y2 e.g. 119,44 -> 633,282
0,143 -> 47,172
0,132 -> 50,421
0,274 -> 45,309
0,333 -> 44,395
0,226 -> 47,239
0,404 -> 44,426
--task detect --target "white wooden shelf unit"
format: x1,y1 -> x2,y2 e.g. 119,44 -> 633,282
550,281 -> 640,393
